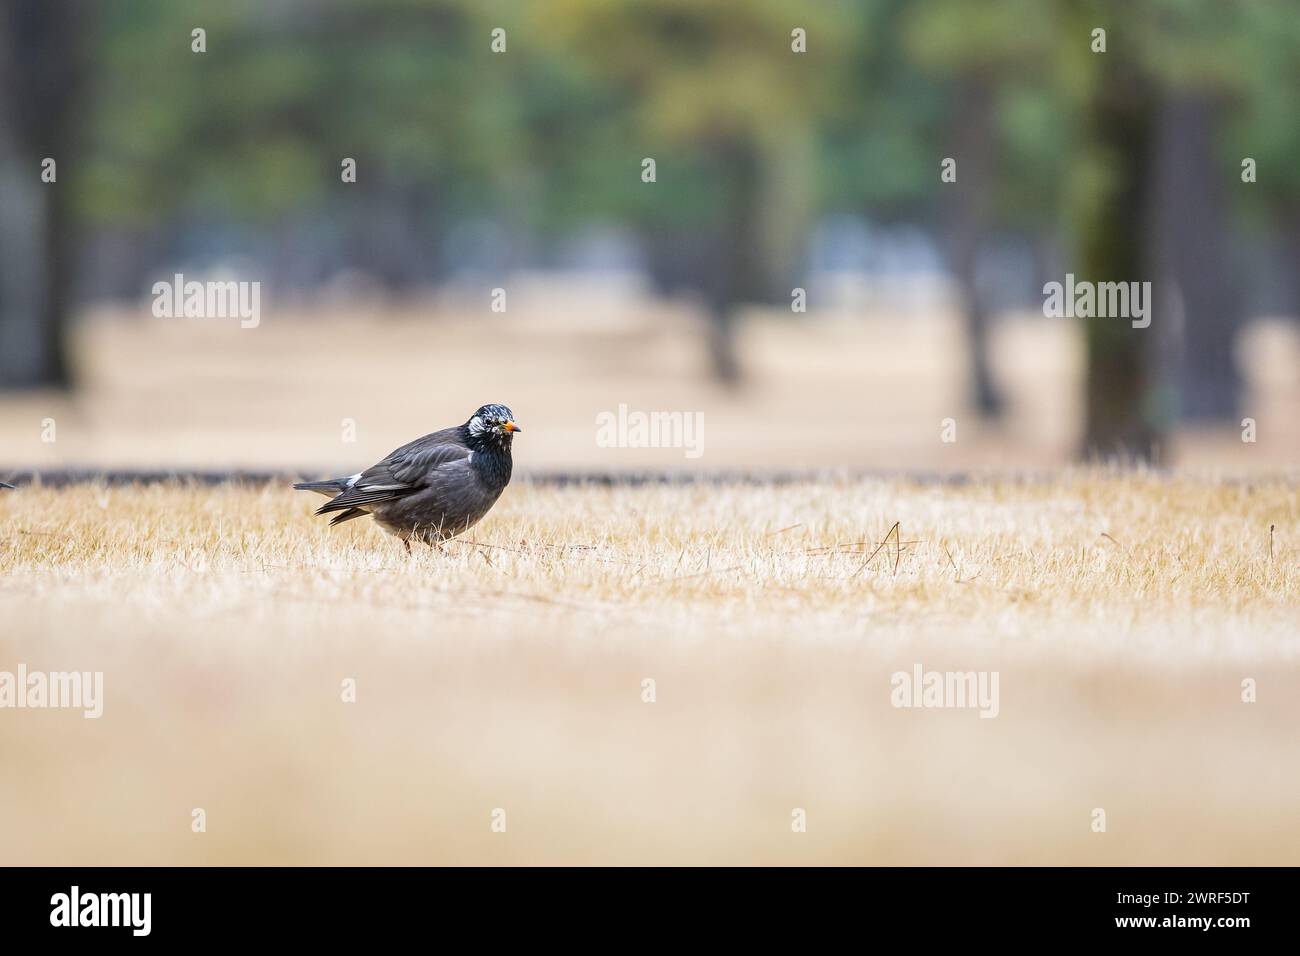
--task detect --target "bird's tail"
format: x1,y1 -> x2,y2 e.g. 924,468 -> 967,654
293,476 -> 353,498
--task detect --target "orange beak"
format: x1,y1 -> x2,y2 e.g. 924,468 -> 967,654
504,421 -> 521,433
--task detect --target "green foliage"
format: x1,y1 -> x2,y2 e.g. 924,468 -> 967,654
69,0 -> 1300,255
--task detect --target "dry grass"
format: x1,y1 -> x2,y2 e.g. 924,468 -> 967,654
2,473 -> 1298,864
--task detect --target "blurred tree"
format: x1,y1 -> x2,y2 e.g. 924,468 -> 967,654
1152,93 -> 1239,421
1067,0 -> 1280,450
1140,0 -> 1263,424
1228,2 -> 1300,322
0,0 -> 90,389
533,0 -> 851,383
1071,27 -> 1163,460
84,0 -> 499,295
905,0 -> 1278,448
903,0 -> 1061,419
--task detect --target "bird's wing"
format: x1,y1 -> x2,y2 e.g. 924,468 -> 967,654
315,433 -> 468,515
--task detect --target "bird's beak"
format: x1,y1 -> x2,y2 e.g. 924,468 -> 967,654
504,421 -> 522,433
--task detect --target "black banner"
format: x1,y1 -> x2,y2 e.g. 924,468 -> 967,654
0,867 -> 1281,942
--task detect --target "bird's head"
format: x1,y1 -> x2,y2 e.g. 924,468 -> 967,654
466,403 -> 521,448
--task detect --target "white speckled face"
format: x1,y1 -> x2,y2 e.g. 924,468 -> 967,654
466,404 -> 519,446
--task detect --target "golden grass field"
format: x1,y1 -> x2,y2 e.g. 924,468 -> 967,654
2,472 -> 1297,864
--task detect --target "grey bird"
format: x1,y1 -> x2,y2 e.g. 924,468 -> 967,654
294,403 -> 520,551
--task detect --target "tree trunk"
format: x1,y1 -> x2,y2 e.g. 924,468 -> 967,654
1077,32 -> 1163,461
1153,94 -> 1240,421
701,136 -> 770,386
943,75 -> 1004,418
0,0 -> 85,390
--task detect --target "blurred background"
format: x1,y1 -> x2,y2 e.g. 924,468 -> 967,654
3,1 -> 1299,869
1,0 -> 1297,474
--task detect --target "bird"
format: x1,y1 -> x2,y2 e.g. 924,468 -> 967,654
295,403 -> 520,551
0,481 -> 13,489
